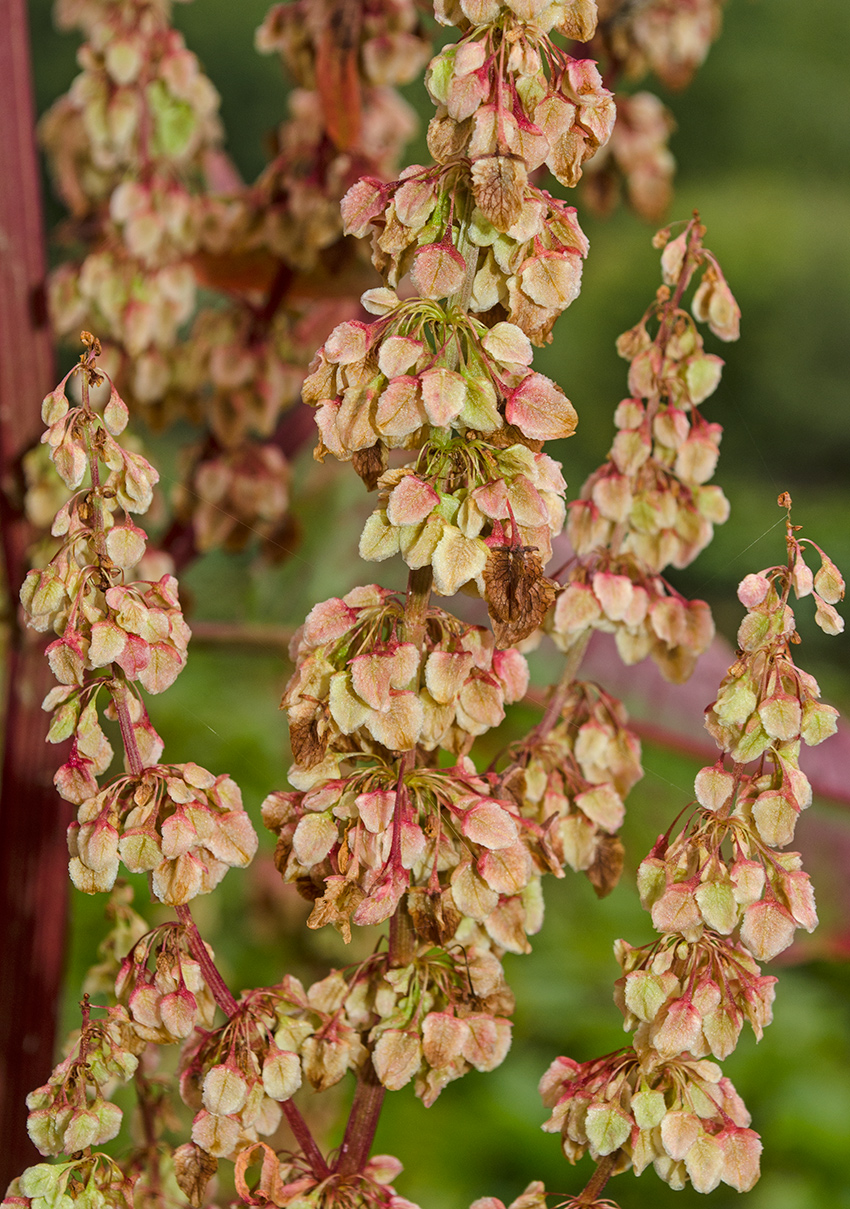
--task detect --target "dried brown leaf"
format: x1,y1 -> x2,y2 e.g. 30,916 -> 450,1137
427,114 -> 473,164
173,1143 -> 218,1208
307,875 -> 366,942
484,546 -> 557,647
407,886 -> 463,945
485,424 -> 544,453
557,0 -> 598,41
586,833 -> 625,898
352,442 -> 388,491
295,875 -> 322,903
471,155 -> 528,232
288,716 -> 328,770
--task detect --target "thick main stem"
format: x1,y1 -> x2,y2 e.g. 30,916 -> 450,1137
333,1059 -> 386,1176
391,562 -> 433,968
401,565 -> 433,650
577,1153 -> 617,1204
0,0 -> 64,1183
387,754 -> 417,968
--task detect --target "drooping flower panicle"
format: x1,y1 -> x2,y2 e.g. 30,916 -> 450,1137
543,498 -> 843,1194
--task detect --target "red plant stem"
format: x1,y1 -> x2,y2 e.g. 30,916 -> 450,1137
174,903 -> 239,1016
332,120 -> 496,1188
79,355 -> 112,567
281,1101 -> 332,1181
576,1153 -> 617,1204
0,0 -> 65,1186
0,0 -> 54,572
390,567 -> 432,965
112,680 -> 146,778
335,567 -> 434,1177
174,902 -> 329,1177
135,1070 -> 164,1200
655,214 -> 701,349
333,1059 -> 386,1176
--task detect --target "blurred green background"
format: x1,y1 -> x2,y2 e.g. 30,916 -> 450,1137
26,1 -> 850,1207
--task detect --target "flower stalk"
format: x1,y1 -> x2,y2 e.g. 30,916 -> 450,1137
334,1061 -> 387,1177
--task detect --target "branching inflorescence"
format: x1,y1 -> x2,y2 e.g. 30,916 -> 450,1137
37,0 -> 430,555
5,3 -> 845,1209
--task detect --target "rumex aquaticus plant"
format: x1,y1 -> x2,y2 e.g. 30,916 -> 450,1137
2,1 -> 846,1209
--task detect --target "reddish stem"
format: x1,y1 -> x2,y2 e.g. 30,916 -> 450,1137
334,1059 -> 386,1176
174,904 -> 239,1017
655,214 -> 702,349
334,567 -> 433,1178
282,1101 -> 332,1181
135,1069 -> 164,1199
387,768 -> 416,971
0,0 -> 65,1184
576,1153 -> 617,1204
111,681 -> 145,779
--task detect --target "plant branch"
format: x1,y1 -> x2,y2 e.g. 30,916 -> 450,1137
386,761 -> 416,973
334,563 -> 433,1179
188,620 -> 296,649
576,1154 -> 617,1204
283,1101 -> 332,1180
111,680 -> 145,779
524,630 -> 591,748
333,1059 -> 386,1176
174,903 -> 239,1017
135,1069 -> 164,1200
447,189 -> 480,319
